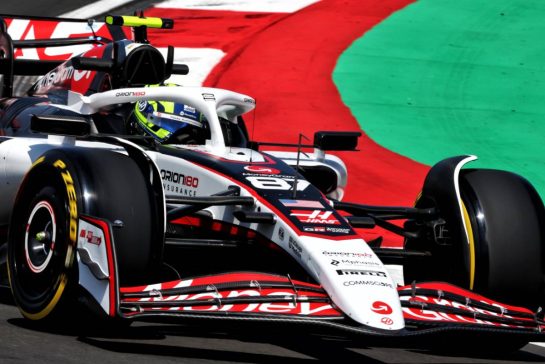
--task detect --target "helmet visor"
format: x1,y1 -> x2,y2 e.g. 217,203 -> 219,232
135,101 -> 205,142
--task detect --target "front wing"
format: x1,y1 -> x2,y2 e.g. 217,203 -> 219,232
76,214 -> 545,341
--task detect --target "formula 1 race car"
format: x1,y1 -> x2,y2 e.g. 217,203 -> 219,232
1,14 -> 544,351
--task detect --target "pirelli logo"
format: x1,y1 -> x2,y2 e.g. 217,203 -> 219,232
336,269 -> 386,277
53,159 -> 78,245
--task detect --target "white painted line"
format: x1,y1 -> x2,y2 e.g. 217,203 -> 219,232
531,342 -> 545,348
155,0 -> 320,13
158,47 -> 225,86
61,0 -> 134,18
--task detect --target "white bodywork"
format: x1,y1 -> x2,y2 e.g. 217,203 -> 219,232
0,86 -> 404,330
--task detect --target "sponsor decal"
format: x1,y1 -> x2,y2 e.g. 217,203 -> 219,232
336,269 -> 387,277
132,288 -> 337,316
34,65 -> 75,89
73,68 -> 92,82
202,93 -> 215,101
243,97 -> 256,104
330,259 -> 380,267
278,227 -> 285,241
161,169 -> 199,187
343,281 -> 393,288
280,199 -> 323,209
244,165 -> 280,174
303,226 -> 326,233
153,111 -> 203,128
243,173 -> 294,178
163,184 -> 197,196
79,229 -> 102,245
245,176 -> 310,191
371,301 -> 393,315
183,105 -> 196,113
288,236 -> 302,258
34,70 -> 57,90
53,160 -> 78,244
325,227 -> 351,234
161,169 -> 199,196
322,251 -> 374,259
6,18 -> 111,61
290,210 -> 340,225
381,317 -> 394,325
115,91 -> 146,97
137,100 -> 148,111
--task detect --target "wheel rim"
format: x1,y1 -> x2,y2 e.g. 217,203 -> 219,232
12,196 -> 65,305
24,201 -> 57,274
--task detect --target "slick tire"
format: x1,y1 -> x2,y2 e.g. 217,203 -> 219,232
8,148 -> 162,321
8,158 -> 80,321
459,169 -> 545,309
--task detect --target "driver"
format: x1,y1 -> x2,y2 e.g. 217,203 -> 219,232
126,85 -> 209,144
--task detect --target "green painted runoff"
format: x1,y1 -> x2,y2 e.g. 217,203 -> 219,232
334,0 -> 545,198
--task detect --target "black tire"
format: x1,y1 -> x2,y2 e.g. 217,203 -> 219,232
407,168 -> 545,309
459,169 -> 545,309
8,148 -> 162,321
66,148 -> 163,286
8,164 -> 79,320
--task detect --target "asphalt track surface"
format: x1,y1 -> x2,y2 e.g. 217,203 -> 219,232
2,0 -> 545,363
2,288 -> 545,364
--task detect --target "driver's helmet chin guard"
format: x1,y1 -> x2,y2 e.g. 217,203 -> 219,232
129,84 -> 208,144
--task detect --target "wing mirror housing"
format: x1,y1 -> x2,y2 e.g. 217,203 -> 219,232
313,131 -> 361,151
31,114 -> 91,137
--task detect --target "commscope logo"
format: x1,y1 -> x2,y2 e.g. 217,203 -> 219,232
343,281 -> 393,288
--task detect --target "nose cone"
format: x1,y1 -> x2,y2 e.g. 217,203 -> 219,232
302,236 -> 405,331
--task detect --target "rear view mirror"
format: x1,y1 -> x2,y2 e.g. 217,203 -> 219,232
314,131 -> 361,151
31,114 -> 91,137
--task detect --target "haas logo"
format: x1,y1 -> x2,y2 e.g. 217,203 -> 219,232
290,210 -> 340,225
381,317 -> 394,325
371,301 -> 393,315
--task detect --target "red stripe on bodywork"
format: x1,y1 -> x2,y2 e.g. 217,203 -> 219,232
180,156 -> 358,241
81,215 -> 117,317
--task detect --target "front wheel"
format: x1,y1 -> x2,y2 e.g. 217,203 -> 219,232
459,169 -> 545,308
8,147 -> 164,322
8,165 -> 79,320
406,167 -> 545,309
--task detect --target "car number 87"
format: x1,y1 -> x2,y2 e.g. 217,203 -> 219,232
246,176 -> 310,191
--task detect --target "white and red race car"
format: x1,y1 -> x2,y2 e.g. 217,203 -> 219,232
0,14 -> 544,351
